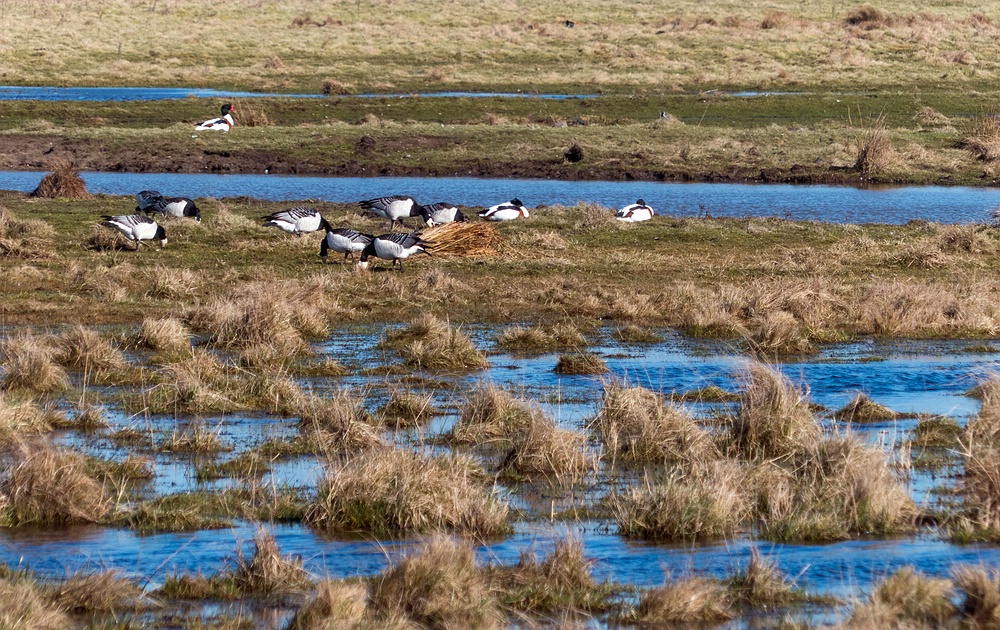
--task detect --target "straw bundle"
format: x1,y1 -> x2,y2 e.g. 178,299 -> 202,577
421,222 -> 504,258
32,162 -> 92,199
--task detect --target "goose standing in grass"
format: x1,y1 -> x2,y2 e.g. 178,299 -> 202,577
100,214 -> 167,251
320,227 -> 375,263
195,103 -> 235,132
616,199 -> 654,222
418,202 -> 465,226
479,198 -> 529,221
262,207 -> 328,235
135,190 -> 163,214
147,196 -> 201,222
359,195 -> 421,231
357,232 -> 428,271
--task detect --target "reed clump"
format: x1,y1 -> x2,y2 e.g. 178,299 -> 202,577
613,460 -> 749,541
378,390 -> 436,426
369,535 -> 502,629
553,352 -> 609,375
137,317 -> 192,354
726,362 -> 820,461
31,163 -> 91,199
592,383 -> 717,466
306,447 -> 509,536
724,548 -> 800,608
953,565 -> 1000,626
383,313 -> 489,370
55,325 -> 130,382
144,348 -> 244,415
832,393 -> 898,423
0,578 -> 70,629
234,528 -> 312,596
962,111 -> 1000,162
1,441 -> 110,526
499,417 -> 592,483
0,332 -> 69,393
497,322 -> 587,352
452,384 -> 539,444
0,395 -> 56,445
490,538 -> 604,613
848,566 -> 955,627
634,572 -> 733,623
853,112 -> 893,177
296,388 -> 383,452
289,581 -> 368,629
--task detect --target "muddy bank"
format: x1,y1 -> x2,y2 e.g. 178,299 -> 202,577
0,134 -> 966,186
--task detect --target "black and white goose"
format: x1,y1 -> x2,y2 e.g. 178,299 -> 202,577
262,207 -> 328,235
479,198 -> 529,221
357,232 -> 428,271
147,196 -> 201,221
418,202 -> 466,227
616,199 -> 654,222
359,196 -> 421,231
135,190 -> 163,214
195,103 -> 235,132
100,214 -> 167,251
320,228 -> 375,263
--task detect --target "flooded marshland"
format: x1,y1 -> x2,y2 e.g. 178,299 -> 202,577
1,320 -> 999,627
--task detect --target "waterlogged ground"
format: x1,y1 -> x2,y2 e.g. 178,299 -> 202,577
1,325 -> 999,627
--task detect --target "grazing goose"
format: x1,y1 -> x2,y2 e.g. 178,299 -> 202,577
615,199 -> 654,222
100,214 -> 167,251
357,232 -> 428,271
148,196 -> 201,221
320,228 -> 375,262
195,103 -> 235,132
479,198 -> 529,221
135,190 -> 163,214
359,195 -> 421,231
418,202 -> 466,227
262,207 -> 327,235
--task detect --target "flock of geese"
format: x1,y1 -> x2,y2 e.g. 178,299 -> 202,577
99,104 -> 656,269
100,193 -> 655,270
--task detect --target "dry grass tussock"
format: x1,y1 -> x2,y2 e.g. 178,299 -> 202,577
963,112 -> 1000,162
0,331 -> 70,392
496,321 -> 587,352
234,528 -> 311,595
187,278 -> 334,354
592,383 -> 717,466
847,566 -> 955,627
727,362 -> 819,461
613,460 -> 749,541
31,162 -> 91,199
422,221 -> 505,258
0,578 -> 71,629
952,565 -> 1000,626
146,265 -> 202,299
137,317 -> 191,353
296,388 -> 383,452
756,434 -> 916,541
491,537 -> 598,613
378,389 -> 436,426
832,393 -> 898,423
453,384 -> 541,443
499,414 -> 593,483
369,535 -> 502,629
306,447 -> 509,536
725,547 -> 800,607
553,352 -> 608,375
55,325 -> 129,376
0,395 -> 56,445
852,112 -> 894,176
147,348 -> 246,415
288,581 -> 368,629
233,100 -> 271,127
2,441 -> 110,526
382,313 -> 489,370
635,572 -> 732,623
51,569 -> 143,613
0,205 -> 55,259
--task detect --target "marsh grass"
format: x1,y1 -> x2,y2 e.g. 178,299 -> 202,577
234,528 -> 312,596
378,390 -> 436,427
853,113 -> 893,177
724,548 -> 801,608
452,384 -> 539,444
490,538 -> 610,613
832,393 -> 899,423
306,447 -> 509,536
55,325 -> 130,383
0,332 -> 70,392
612,460 -> 749,541
0,206 -> 55,259
912,416 -> 963,448
71,402 -> 108,431
612,325 -> 663,344
0,578 -> 71,629
726,362 -> 820,461
499,418 -> 593,483
634,572 -> 733,623
51,569 -> 143,613
159,423 -> 231,454
963,111 -> 1000,162
592,383 -> 717,466
553,352 -> 609,375
497,322 -> 588,353
953,565 -> 1000,626
0,395 -> 56,445
369,535 -> 502,630
289,581 -> 368,629
382,313 -> 489,370
2,441 -> 110,526
848,566 -> 955,627
296,388 -> 383,452
136,317 -> 192,354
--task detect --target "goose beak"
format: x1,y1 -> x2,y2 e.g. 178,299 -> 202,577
356,261 -> 369,271
160,238 -> 168,248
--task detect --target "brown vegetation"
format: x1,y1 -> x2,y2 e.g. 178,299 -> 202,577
2,441 -> 110,526
727,362 -> 819,461
383,313 -> 489,370
31,163 -> 91,199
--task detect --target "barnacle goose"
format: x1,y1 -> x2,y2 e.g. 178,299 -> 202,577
320,228 -> 375,263
418,202 -> 466,227
357,232 -> 428,271
100,214 -> 167,250
359,196 -> 421,231
262,207 -> 328,235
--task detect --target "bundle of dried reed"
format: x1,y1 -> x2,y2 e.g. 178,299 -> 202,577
421,222 -> 504,258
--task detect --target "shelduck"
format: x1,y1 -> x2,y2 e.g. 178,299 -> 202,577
320,228 -> 375,262
262,207 -> 328,235
100,214 -> 167,250
357,232 -> 428,271
418,202 -> 465,226
195,103 -> 235,132
479,198 -> 529,221
135,190 -> 163,214
147,196 -> 201,221
615,199 -> 654,222
359,196 -> 421,231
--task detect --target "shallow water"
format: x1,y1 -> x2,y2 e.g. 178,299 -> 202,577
2,327 -> 997,608
3,171 -> 1000,224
